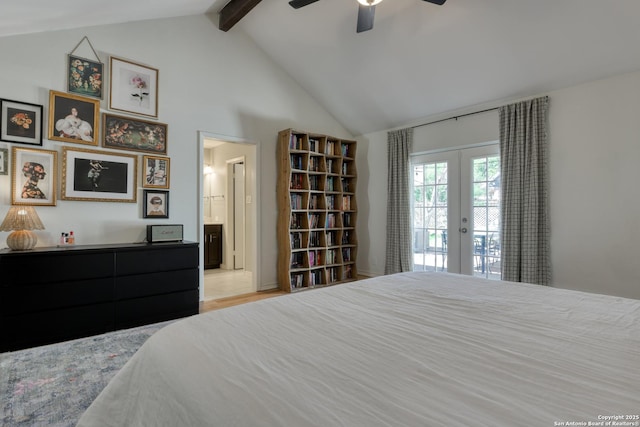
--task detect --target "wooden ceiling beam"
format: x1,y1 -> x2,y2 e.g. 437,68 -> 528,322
219,0 -> 262,32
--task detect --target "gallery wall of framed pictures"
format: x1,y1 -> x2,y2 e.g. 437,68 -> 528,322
0,36 -> 172,220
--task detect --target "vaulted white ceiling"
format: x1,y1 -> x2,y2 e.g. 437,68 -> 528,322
3,0 -> 640,136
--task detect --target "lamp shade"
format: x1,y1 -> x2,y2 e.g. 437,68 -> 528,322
0,206 -> 45,251
0,206 -> 45,231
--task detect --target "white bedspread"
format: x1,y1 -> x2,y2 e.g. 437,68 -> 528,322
77,272 -> 640,426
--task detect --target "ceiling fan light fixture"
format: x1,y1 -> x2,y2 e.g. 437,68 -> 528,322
357,0 -> 382,6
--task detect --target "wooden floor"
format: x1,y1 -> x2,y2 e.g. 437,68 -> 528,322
199,288 -> 287,313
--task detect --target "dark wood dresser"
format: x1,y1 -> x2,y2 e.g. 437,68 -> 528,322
0,241 -> 199,352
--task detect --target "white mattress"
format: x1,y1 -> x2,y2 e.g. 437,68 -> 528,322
77,272 -> 640,426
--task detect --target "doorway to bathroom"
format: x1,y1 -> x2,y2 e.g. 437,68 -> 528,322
200,134 -> 258,301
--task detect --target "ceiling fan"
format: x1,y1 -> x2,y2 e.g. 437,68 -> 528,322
288,0 -> 447,33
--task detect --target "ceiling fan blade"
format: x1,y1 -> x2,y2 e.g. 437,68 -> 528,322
289,0 -> 320,9
422,0 -> 446,5
357,4 -> 375,33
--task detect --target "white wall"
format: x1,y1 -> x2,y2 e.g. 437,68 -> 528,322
0,15 -> 352,290
358,71 -> 640,300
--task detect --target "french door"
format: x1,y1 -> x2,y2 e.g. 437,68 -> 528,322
411,145 -> 501,279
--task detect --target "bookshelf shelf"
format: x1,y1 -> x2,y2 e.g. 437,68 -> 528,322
277,128 -> 358,292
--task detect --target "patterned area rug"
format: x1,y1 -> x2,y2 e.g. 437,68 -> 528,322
0,321 -> 172,427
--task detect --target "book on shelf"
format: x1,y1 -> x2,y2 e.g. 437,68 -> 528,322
344,265 -> 353,280
327,231 -> 335,246
343,213 -> 351,227
342,230 -> 350,245
290,232 -> 302,249
326,213 -> 336,228
342,196 -> 351,211
290,193 -> 303,210
326,159 -> 333,174
309,269 -> 323,286
290,155 -> 303,170
290,174 -> 304,189
341,178 -> 349,192
309,138 -> 319,153
291,213 -> 303,229
310,231 -> 322,247
309,213 -> 323,229
291,273 -> 305,288
290,252 -> 304,269
290,134 -> 304,150
342,248 -> 351,262
326,141 -> 335,156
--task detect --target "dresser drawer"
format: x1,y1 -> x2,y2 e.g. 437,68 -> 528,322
115,269 -> 198,299
1,277 -> 114,315
115,245 -> 198,276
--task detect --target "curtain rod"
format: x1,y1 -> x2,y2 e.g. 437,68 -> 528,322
411,107 -> 499,130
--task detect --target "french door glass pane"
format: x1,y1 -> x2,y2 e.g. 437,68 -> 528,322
472,155 -> 501,279
413,161 -> 448,272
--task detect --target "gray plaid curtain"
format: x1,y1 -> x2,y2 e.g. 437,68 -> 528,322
499,96 -> 550,285
385,128 -> 413,274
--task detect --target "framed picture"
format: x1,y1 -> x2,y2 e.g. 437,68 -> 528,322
48,90 -> 100,146
143,190 -> 169,219
0,99 -> 43,146
0,147 -> 9,175
142,155 -> 170,188
103,113 -> 167,154
11,147 -> 57,206
68,54 -> 104,99
109,56 -> 159,118
62,147 -> 137,202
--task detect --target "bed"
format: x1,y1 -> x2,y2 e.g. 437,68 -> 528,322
77,272 -> 640,426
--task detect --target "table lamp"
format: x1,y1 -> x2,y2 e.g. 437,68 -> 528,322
0,206 -> 45,250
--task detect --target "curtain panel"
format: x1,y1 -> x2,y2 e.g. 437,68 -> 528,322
499,96 -> 551,285
385,128 -> 413,274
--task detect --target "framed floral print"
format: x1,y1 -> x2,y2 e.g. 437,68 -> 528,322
0,99 -> 43,146
11,147 -> 57,206
61,147 -> 137,203
103,113 -> 167,154
109,56 -> 159,118
143,190 -> 169,219
48,90 -> 100,146
142,155 -> 170,189
67,54 -> 104,99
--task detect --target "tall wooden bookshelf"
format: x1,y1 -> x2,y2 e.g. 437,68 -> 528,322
277,128 -> 358,292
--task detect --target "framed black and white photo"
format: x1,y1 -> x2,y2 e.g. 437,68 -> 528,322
11,147 -> 57,206
0,147 -> 8,175
109,56 -> 159,118
142,155 -> 170,189
143,190 -> 169,219
62,147 -> 137,202
0,99 -> 43,146
48,90 -> 100,146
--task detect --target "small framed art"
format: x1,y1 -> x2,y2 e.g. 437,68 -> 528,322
62,147 -> 137,203
11,146 -> 57,206
0,99 -> 43,146
142,155 -> 170,189
143,190 -> 169,219
48,90 -> 100,145
68,55 -> 104,99
0,147 -> 9,175
103,113 -> 167,154
109,56 -> 159,118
